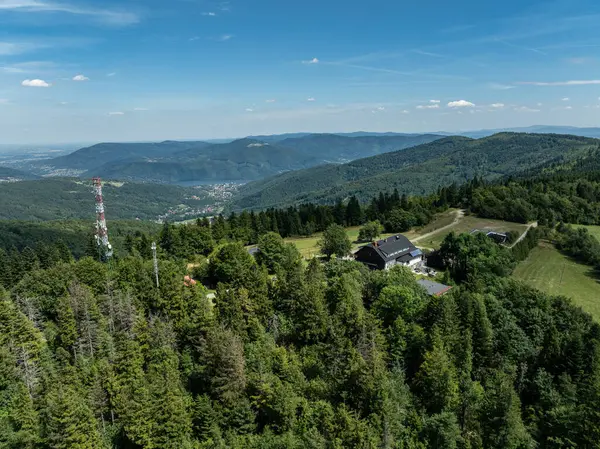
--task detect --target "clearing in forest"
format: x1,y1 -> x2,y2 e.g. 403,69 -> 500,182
513,242 -> 600,321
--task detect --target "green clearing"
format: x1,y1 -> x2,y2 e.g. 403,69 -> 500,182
285,227 -> 396,259
417,215 -> 530,249
573,224 -> 600,241
284,209 -> 461,258
513,242 -> 600,321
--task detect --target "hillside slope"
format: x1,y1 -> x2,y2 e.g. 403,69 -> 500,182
36,134 -> 443,183
0,166 -> 39,180
230,133 -> 600,209
0,178 -> 207,221
43,140 -> 211,171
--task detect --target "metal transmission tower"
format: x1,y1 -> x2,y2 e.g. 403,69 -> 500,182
92,177 -> 113,260
152,242 -> 159,288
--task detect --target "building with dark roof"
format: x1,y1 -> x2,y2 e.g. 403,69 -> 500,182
417,279 -> 452,296
354,234 -> 423,270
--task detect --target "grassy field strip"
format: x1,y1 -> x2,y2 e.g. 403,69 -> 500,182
414,215 -> 531,249
513,242 -> 600,321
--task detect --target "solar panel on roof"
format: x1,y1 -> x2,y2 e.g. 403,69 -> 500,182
410,249 -> 423,257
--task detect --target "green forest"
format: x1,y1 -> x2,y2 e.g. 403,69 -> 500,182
3,180 -> 600,448
230,133 -> 600,210
3,136 -> 600,448
0,178 -> 208,221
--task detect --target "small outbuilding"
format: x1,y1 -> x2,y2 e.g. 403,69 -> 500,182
417,279 -> 452,297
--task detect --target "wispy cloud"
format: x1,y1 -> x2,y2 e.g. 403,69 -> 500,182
307,97 -> 316,102
202,11 -> 216,16
490,103 -> 505,108
108,111 -> 124,116
494,38 -> 547,55
325,62 -> 414,77
430,100 -> 440,104
519,80 -> 600,86
215,34 -> 234,41
416,104 -> 439,109
0,41 -> 45,55
0,0 -> 139,25
21,78 -> 50,87
133,107 -> 148,111
265,99 -> 276,103
245,108 -> 254,112
0,98 -> 9,104
107,72 -> 116,77
489,82 -> 516,90
562,97 -> 570,101
411,49 -> 445,58
72,74 -> 89,81
302,57 -> 319,64
448,100 -> 475,108
514,106 -> 540,112
1,60 -> 55,73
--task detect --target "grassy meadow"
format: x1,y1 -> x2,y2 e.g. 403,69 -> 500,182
513,242 -> 600,321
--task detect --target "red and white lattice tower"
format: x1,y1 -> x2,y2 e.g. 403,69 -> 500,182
92,177 -> 113,259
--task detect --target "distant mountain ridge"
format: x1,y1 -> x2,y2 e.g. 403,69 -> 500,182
229,132 -> 600,210
35,133 -> 443,183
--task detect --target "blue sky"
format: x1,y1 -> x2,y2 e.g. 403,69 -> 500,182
1,0 -> 600,143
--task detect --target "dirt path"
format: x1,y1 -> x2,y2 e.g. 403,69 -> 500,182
508,221 -> 538,248
413,209 -> 466,244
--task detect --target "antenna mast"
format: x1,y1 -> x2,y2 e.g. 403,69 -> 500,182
92,177 -> 113,260
152,242 -> 159,288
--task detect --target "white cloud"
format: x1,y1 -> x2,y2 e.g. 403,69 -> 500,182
245,108 -> 254,112
265,99 -> 276,103
108,111 -> 124,116
376,106 -> 385,111
216,34 -> 233,41
133,107 -> 148,111
400,109 -> 409,114
520,80 -> 600,86
72,74 -> 89,81
303,57 -> 319,64
107,72 -> 116,77
430,100 -> 440,103
202,12 -> 216,16
448,100 -> 475,108
21,78 -> 50,87
0,1 -> 139,25
59,101 -> 68,105
562,97 -> 570,101
307,97 -> 316,102
490,103 -> 505,108
514,106 -> 540,112
565,106 -> 573,109
416,104 -> 439,109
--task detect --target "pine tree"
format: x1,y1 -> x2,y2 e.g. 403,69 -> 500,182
44,384 -> 103,449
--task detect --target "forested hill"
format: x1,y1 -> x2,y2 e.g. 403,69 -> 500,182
229,133 -> 600,210
43,140 -> 211,171
0,166 -> 38,180
34,134 -> 443,183
0,178 -> 206,221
